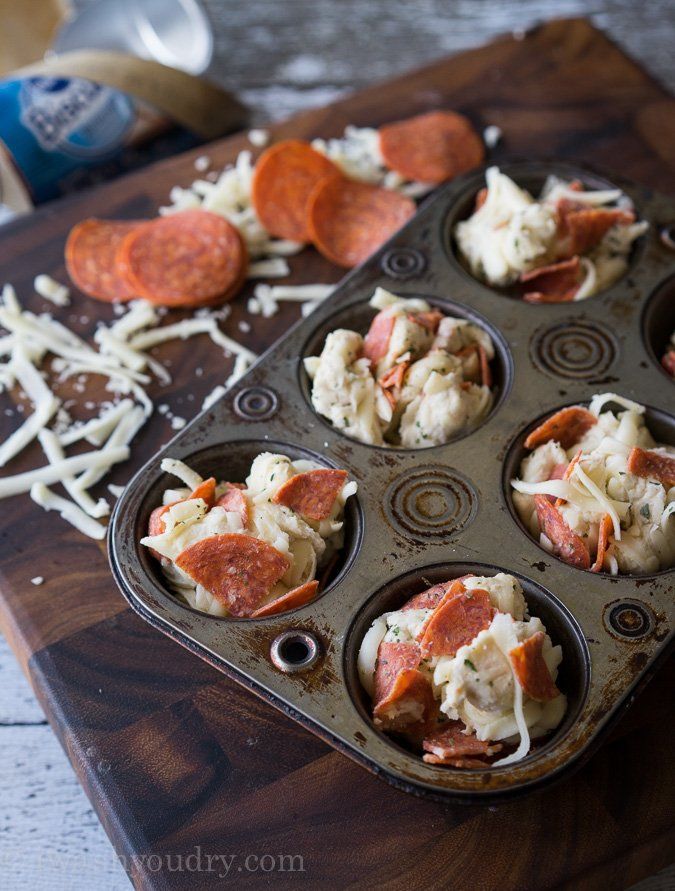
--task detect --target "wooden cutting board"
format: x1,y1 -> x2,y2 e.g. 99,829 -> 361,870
1,18 -> 673,890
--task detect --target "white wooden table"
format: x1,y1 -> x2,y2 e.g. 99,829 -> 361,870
1,1 -> 674,887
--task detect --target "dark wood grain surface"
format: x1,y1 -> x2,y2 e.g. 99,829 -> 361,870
1,18 -> 674,890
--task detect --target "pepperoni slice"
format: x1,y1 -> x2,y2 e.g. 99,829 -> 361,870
251,139 -> 338,242
592,513 -> 613,573
272,468 -> 348,520
379,110 -> 485,184
509,631 -> 560,702
373,641 -> 421,704
175,533 -> 290,617
250,579 -> 319,618
554,449 -> 582,508
524,406 -> 597,450
307,175 -> 416,268
549,463 -> 569,481
413,310 -> 443,334
419,588 -> 495,658
147,477 -> 216,542
65,219 -> 143,302
455,343 -> 492,388
627,447 -> 675,488
148,504 -> 172,537
189,477 -> 216,508
422,720 -> 501,764
662,349 -> 675,377
378,361 -> 409,408
521,256 -> 582,304
534,494 -> 590,570
401,575 -> 475,612
215,485 -> 249,528
474,187 -> 488,212
373,668 -> 436,732
564,208 -> 635,255
116,210 -> 247,308
363,311 -> 396,364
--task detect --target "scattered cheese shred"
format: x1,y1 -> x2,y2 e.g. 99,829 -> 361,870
30,482 -> 106,540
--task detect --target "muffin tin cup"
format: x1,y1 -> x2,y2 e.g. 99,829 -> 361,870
109,159 -> 675,802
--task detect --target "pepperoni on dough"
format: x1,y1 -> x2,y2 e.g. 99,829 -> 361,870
251,139 -> 338,242
373,641 -> 421,704
592,513 -> 613,573
520,256 -> 582,304
363,311 -> 396,364
65,219 -> 143,302
378,361 -> 409,408
175,533 -> 290,617
215,485 -> 249,528
401,575 -> 474,612
373,668 -> 436,732
307,175 -> 416,268
379,110 -> 484,184
116,209 -> 247,308
272,468 -> 348,520
419,588 -> 495,658
509,631 -> 560,702
534,494 -> 590,570
627,446 -> 675,488
564,208 -> 635,255
251,579 -> 319,617
524,406 -> 597,451
422,720 -> 502,766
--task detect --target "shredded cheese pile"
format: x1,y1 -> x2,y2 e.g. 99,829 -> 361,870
0,283 -> 257,540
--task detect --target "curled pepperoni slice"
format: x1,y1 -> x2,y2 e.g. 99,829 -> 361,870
363,311 -> 396,364
474,187 -> 488,212
215,485 -> 249,528
175,533 -> 290,617
627,447 -> 675,488
592,513 -> 613,573
251,579 -> 319,618
419,588 -> 495,658
116,209 -> 247,308
422,720 -> 501,764
65,219 -> 143,302
378,361 -> 409,408
455,343 -> 493,388
534,494 -> 590,570
413,310 -> 443,333
251,139 -> 338,242
564,208 -> 635,255
147,477 -> 217,542
189,477 -> 216,508
379,110 -> 484,184
509,631 -> 560,702
401,575 -> 474,612
524,406 -> 597,451
373,641 -> 421,704
520,256 -> 582,304
307,175 -> 416,268
272,468 -> 348,521
373,668 -> 436,732
554,449 -> 582,508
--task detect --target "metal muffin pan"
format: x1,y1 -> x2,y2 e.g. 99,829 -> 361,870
109,161 -> 675,802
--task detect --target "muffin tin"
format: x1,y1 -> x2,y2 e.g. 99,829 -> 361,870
109,161 -> 675,802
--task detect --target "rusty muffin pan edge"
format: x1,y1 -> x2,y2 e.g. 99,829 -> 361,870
109,161 -> 675,802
